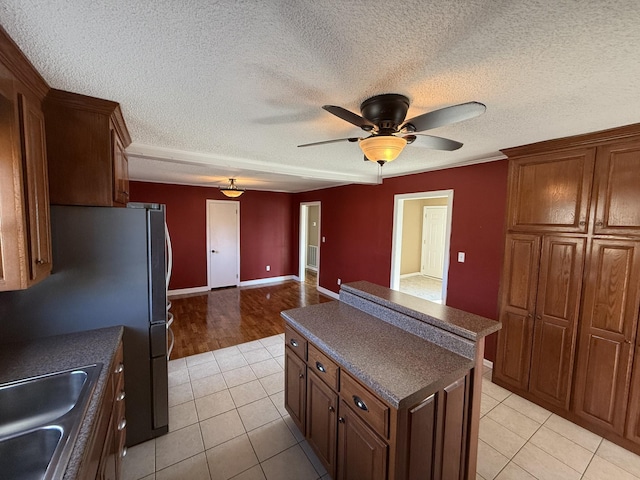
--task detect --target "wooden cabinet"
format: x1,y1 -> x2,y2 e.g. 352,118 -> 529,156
572,239 -> 640,435
495,123 -> 640,454
0,27 -> 52,291
78,341 -> 127,480
506,148 -> 595,233
284,325 -> 476,480
284,346 -> 307,435
43,89 -> 131,207
306,370 -> 338,478
494,234 -> 585,409
337,400 -> 388,480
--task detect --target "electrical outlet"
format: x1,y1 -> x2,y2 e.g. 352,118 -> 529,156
337,278 -> 341,285
266,265 -> 270,271
322,236 -> 326,243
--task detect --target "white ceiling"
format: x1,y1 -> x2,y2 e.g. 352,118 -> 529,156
2,1 -> 639,193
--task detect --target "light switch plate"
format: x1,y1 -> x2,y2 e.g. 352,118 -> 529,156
458,252 -> 465,263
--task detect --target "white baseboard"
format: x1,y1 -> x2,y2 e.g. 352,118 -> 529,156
317,286 -> 339,299
305,266 -> 318,272
168,286 -> 210,297
240,275 -> 296,287
400,272 -> 422,279
483,359 -> 494,369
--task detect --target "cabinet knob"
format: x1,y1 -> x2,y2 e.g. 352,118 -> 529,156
121,447 -> 127,458
338,417 -> 345,424
35,258 -> 45,265
298,373 -> 304,379
328,405 -> 335,413
527,313 -> 532,318
595,220 -> 603,226
315,361 -> 326,373
535,315 -> 542,320
114,363 -> 124,374
290,339 -> 298,348
118,418 -> 127,431
579,220 -> 586,226
116,390 -> 126,402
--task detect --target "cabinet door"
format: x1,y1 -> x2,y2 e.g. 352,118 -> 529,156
17,92 -> 51,283
625,348 -> 640,444
507,149 -> 595,233
593,140 -> 640,236
284,347 -> 306,435
337,401 -> 388,480
573,239 -> 640,434
494,234 -> 540,390
528,236 -> 585,409
112,128 -> 129,205
306,370 -> 337,478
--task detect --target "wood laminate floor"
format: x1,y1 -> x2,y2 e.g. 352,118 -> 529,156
168,280 -> 332,359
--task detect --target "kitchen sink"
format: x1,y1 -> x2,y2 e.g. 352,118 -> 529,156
0,364 -> 102,480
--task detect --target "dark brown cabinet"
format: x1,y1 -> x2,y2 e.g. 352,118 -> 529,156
495,123 -> 640,455
0,27 -> 52,291
337,400 -> 388,480
284,346 -> 307,435
43,89 -> 131,207
306,370 -> 338,478
495,234 -> 585,409
572,239 -> 640,435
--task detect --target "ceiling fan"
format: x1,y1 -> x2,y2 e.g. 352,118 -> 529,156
298,94 -> 486,165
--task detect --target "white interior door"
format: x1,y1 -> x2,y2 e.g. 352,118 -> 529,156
421,206 -> 447,278
207,200 -> 240,288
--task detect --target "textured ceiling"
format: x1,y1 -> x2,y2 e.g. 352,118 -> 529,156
1,1 -> 639,192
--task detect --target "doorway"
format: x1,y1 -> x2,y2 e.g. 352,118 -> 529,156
206,200 -> 240,289
390,190 -> 453,304
299,202 -> 321,286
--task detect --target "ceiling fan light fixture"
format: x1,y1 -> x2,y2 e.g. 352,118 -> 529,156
359,136 -> 407,163
219,178 -> 245,198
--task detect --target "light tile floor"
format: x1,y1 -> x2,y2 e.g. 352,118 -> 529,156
122,336 -> 640,480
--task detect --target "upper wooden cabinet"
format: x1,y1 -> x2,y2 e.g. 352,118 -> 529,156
503,126 -> 640,237
506,149 -> 595,233
0,28 -> 52,291
43,89 -> 131,207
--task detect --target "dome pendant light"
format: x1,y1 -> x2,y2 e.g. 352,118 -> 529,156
359,136 -> 408,165
220,178 -> 245,198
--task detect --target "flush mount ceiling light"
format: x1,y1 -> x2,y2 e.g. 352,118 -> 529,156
219,178 -> 245,198
359,136 -> 408,165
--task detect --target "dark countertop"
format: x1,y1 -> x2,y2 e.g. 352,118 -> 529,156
342,281 -> 501,341
0,326 -> 124,480
281,301 -> 475,409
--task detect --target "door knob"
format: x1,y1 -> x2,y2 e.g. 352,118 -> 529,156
211,250 -> 217,253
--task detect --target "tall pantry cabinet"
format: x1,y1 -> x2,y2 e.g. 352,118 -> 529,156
493,124 -> 640,452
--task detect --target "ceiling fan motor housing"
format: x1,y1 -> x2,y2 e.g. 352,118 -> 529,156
360,94 -> 410,133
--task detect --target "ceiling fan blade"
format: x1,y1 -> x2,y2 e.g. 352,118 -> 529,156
401,101 -> 486,133
297,137 -> 361,148
322,105 -> 375,130
408,134 -> 464,151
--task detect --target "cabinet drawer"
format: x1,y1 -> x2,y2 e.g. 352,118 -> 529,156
340,371 -> 389,439
308,344 -> 339,391
285,325 -> 308,361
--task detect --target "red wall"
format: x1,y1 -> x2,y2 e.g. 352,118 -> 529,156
293,160 -> 509,360
130,182 -> 295,290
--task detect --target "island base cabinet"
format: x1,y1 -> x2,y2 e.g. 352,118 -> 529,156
337,400 -> 388,480
284,346 -> 307,435
306,370 -> 338,478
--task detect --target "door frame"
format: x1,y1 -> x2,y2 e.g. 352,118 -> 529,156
390,190 -> 454,303
299,201 -> 321,283
420,205 -> 448,278
206,199 -> 240,289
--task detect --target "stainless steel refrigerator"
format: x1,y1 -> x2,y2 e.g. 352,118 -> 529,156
0,204 -> 171,446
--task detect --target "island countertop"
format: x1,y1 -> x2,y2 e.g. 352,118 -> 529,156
282,301 -> 475,409
0,326 -> 124,480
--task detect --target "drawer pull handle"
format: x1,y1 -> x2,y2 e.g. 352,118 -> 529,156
353,395 -> 369,412
316,362 -> 326,373
115,363 -> 124,374
290,339 -> 298,347
118,418 -> 127,431
117,391 -> 126,402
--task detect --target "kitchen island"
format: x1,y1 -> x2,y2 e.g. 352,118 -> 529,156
281,281 -> 500,480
